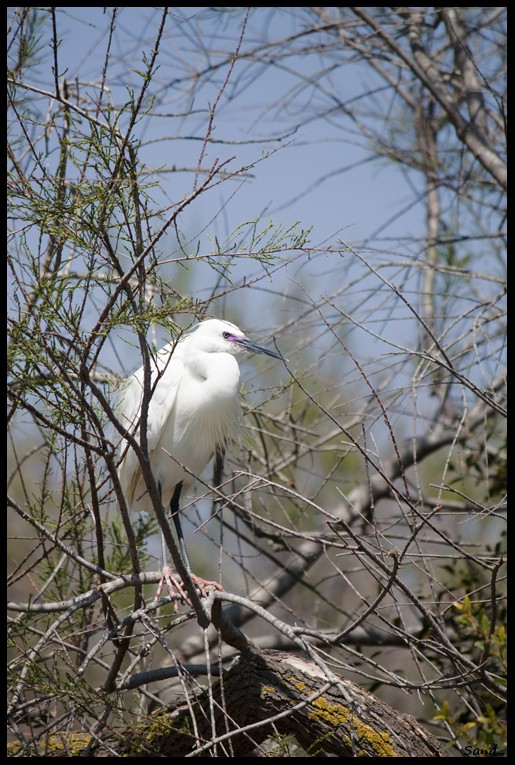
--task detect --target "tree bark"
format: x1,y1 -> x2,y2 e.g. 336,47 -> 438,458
9,648 -> 452,757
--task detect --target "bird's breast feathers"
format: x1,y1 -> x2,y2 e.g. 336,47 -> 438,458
118,347 -> 242,509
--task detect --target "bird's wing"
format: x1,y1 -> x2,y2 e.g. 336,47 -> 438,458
117,351 -> 185,508
145,355 -> 184,453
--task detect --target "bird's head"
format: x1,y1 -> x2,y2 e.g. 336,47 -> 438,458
187,319 -> 283,360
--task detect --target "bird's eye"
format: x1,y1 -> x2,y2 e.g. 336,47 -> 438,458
222,331 -> 230,339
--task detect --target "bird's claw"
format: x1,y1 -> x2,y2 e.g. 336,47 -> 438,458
154,565 -> 189,612
153,566 -> 224,610
188,573 -> 224,598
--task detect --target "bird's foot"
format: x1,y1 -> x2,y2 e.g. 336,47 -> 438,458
188,572 -> 224,598
153,566 -> 224,610
153,565 -> 189,612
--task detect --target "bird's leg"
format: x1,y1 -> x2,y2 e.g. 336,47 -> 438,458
170,481 -> 189,570
213,445 -> 225,489
153,481 -> 189,608
211,445 -> 226,522
170,480 -> 224,597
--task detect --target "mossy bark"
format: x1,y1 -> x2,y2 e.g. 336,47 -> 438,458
8,648 -> 451,757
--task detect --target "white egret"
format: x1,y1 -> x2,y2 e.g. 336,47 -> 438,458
117,318 -> 282,601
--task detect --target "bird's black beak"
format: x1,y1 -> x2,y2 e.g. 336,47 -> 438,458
235,336 -> 283,360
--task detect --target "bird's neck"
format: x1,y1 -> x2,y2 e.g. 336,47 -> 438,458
189,351 -> 240,391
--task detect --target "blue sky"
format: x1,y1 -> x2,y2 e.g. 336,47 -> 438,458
12,7 -> 425,253
16,6 -> 488,414
18,8 -> 426,357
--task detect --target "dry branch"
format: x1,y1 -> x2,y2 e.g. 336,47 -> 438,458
8,649 -> 450,757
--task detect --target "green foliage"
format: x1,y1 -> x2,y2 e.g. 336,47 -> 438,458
434,695 -> 506,755
7,8 -> 49,77
207,219 -> 312,282
105,511 -> 159,575
452,595 -> 506,682
7,6 -> 506,757
433,586 -> 507,753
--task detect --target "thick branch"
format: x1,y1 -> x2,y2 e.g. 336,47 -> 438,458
351,7 -> 507,191
8,649 -> 451,757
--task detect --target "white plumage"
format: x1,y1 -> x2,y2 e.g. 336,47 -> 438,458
116,318 -> 282,592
